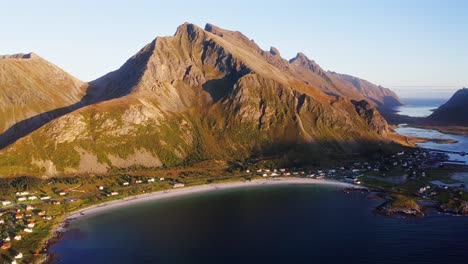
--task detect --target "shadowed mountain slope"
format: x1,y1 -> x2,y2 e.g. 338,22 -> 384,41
427,88 -> 468,126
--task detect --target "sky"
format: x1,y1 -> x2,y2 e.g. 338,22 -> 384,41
1,0 -> 467,98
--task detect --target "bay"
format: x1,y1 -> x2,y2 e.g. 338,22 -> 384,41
50,185 -> 468,264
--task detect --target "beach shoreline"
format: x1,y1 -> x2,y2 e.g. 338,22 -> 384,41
42,177 -> 363,263
57,177 -> 362,227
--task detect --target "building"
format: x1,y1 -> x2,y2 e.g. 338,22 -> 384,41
98,186 -> 104,190
40,196 -> 51,200
14,235 -> 21,241
173,183 -> 185,188
23,228 -> 33,233
1,201 -> 11,206
28,196 -> 38,200
122,182 -> 129,186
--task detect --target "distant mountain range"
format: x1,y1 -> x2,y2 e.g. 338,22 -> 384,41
0,23 -> 404,177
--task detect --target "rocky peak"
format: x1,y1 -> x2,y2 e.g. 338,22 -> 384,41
0,52 -> 40,60
204,23 -> 223,36
289,52 -> 312,64
269,47 -> 280,56
174,22 -> 204,41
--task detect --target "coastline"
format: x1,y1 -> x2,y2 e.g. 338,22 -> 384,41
43,177 -> 363,262
55,177 -> 362,228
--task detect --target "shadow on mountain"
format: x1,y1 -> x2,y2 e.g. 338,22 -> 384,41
0,41 -> 157,150
202,77 -> 236,103
0,85 -> 124,150
241,138 -> 406,169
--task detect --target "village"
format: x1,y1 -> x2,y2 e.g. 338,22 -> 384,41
0,176 -> 187,263
0,148 -> 467,263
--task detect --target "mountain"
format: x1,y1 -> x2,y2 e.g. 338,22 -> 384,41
0,23 -> 394,177
0,53 -> 87,148
329,72 -> 403,108
427,88 -> 468,126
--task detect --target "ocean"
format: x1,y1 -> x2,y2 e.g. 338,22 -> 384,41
394,98 -> 447,117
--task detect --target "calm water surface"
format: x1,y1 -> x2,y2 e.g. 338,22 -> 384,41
395,98 -> 447,117
393,98 -> 468,162
51,185 -> 468,264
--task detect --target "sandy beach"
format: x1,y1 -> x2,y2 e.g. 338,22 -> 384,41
56,177 -> 363,229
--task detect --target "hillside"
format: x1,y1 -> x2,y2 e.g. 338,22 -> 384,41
329,72 -> 403,108
0,23 -> 395,177
0,53 -> 87,148
427,88 -> 468,126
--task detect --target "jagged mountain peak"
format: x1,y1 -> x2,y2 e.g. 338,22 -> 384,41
269,47 -> 281,56
0,52 -> 40,60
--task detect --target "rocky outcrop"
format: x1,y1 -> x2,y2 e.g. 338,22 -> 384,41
352,100 -> 389,135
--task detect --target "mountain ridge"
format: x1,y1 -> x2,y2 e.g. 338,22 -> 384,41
0,23 -> 402,177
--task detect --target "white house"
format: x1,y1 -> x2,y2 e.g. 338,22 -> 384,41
123,182 -> 129,186
28,196 -> 38,200
40,196 -> 51,200
14,235 -> 21,241
173,183 -> 185,188
1,201 -> 11,206
23,228 -> 33,233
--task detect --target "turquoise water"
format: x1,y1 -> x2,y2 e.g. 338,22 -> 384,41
50,185 -> 468,264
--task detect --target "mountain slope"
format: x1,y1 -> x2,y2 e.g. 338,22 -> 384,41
0,23 -> 391,177
0,53 -> 87,148
427,88 -> 468,126
329,72 -> 403,108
